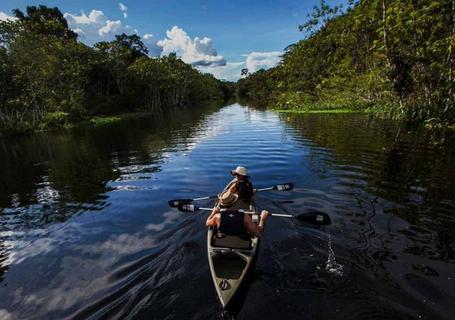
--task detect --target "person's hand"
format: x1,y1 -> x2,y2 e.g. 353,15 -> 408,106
260,210 -> 270,220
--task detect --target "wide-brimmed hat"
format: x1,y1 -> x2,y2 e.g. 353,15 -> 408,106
218,191 -> 238,206
230,166 -> 248,177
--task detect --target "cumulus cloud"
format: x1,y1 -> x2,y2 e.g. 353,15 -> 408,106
157,26 -> 226,67
142,33 -> 163,57
199,51 -> 282,81
198,61 -> 245,82
0,11 -> 17,21
119,3 -> 128,19
64,10 -> 136,45
99,20 -> 122,36
245,51 -> 283,73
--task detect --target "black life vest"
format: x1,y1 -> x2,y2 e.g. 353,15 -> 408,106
237,179 -> 253,202
219,210 -> 245,236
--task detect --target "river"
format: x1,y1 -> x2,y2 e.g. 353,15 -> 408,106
0,103 -> 454,319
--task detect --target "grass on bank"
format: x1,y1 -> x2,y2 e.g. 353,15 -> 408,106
273,108 -> 364,114
82,112 -> 153,127
270,91 -> 393,115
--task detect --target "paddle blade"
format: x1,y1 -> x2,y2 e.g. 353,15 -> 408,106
273,183 -> 294,191
168,199 -> 193,208
295,211 -> 331,226
177,204 -> 199,212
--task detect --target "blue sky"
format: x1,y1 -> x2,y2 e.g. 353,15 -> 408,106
0,0 -> 344,81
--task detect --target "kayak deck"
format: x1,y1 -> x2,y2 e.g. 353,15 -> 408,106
207,203 -> 259,308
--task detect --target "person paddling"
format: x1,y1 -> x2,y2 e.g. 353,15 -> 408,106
206,191 -> 269,238
224,166 -> 254,208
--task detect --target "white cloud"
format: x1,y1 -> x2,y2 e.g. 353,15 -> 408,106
64,9 -> 161,57
0,11 -> 17,21
157,26 -> 226,67
143,33 -> 163,57
119,3 -> 128,19
0,309 -> 13,320
98,20 -> 122,36
198,61 -> 245,82
245,51 -> 283,73
199,51 -> 282,81
64,10 -> 136,45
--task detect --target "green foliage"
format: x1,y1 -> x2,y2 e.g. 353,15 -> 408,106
42,111 -> 70,129
238,0 -> 455,125
89,115 -> 123,126
13,5 -> 77,40
0,5 -> 231,135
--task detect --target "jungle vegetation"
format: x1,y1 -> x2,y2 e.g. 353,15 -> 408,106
0,5 -> 234,135
237,0 -> 455,125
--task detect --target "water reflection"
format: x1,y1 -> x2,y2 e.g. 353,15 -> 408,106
0,103 -> 222,283
280,113 -> 455,319
282,113 -> 455,259
0,105 -> 454,319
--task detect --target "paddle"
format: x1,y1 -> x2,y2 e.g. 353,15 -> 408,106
168,182 -> 294,208
177,204 -> 331,226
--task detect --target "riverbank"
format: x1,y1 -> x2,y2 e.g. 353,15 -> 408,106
83,112 -> 154,127
235,1 -> 454,125
273,108 -> 366,114
0,111 -> 155,137
0,98 -> 231,137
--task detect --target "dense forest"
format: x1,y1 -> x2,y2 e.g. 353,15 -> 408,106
237,0 -> 455,125
0,6 -> 234,135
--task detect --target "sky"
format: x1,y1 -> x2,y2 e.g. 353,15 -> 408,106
0,0 -> 344,81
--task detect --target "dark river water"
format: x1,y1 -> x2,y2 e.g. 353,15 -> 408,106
0,103 -> 454,320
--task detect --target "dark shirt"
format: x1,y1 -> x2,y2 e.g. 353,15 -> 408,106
219,210 -> 245,236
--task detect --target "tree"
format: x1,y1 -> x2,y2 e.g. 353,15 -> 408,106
0,5 -> 230,134
238,0 -> 455,124
13,5 -> 77,40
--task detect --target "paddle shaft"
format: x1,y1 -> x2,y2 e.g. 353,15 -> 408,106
190,206 -> 293,218
193,195 -> 218,201
168,183 -> 294,208
197,185 -> 286,199
178,204 -> 331,225
255,187 -> 274,192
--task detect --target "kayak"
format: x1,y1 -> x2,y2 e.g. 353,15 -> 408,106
207,202 -> 259,308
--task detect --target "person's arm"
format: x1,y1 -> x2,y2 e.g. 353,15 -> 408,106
206,207 -> 220,227
245,210 -> 269,238
227,181 -> 238,194
223,178 -> 237,192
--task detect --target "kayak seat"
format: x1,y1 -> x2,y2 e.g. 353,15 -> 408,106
212,233 -> 252,249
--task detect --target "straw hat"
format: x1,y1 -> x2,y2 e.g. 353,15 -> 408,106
230,166 -> 248,177
219,191 -> 238,206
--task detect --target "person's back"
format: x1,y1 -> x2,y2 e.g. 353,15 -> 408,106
218,209 -> 245,236
236,178 -> 254,203
206,191 -> 269,238
224,166 -> 254,206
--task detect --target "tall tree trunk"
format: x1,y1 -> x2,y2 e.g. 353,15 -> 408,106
448,0 -> 455,104
382,0 -> 389,60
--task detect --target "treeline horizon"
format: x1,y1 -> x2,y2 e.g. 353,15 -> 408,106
237,0 -> 455,125
0,5 -> 235,135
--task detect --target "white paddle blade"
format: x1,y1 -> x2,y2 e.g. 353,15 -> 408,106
275,183 -> 294,191
177,204 -> 198,212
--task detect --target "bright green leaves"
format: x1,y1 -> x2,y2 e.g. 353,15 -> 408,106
239,0 -> 455,124
0,5 -> 231,135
